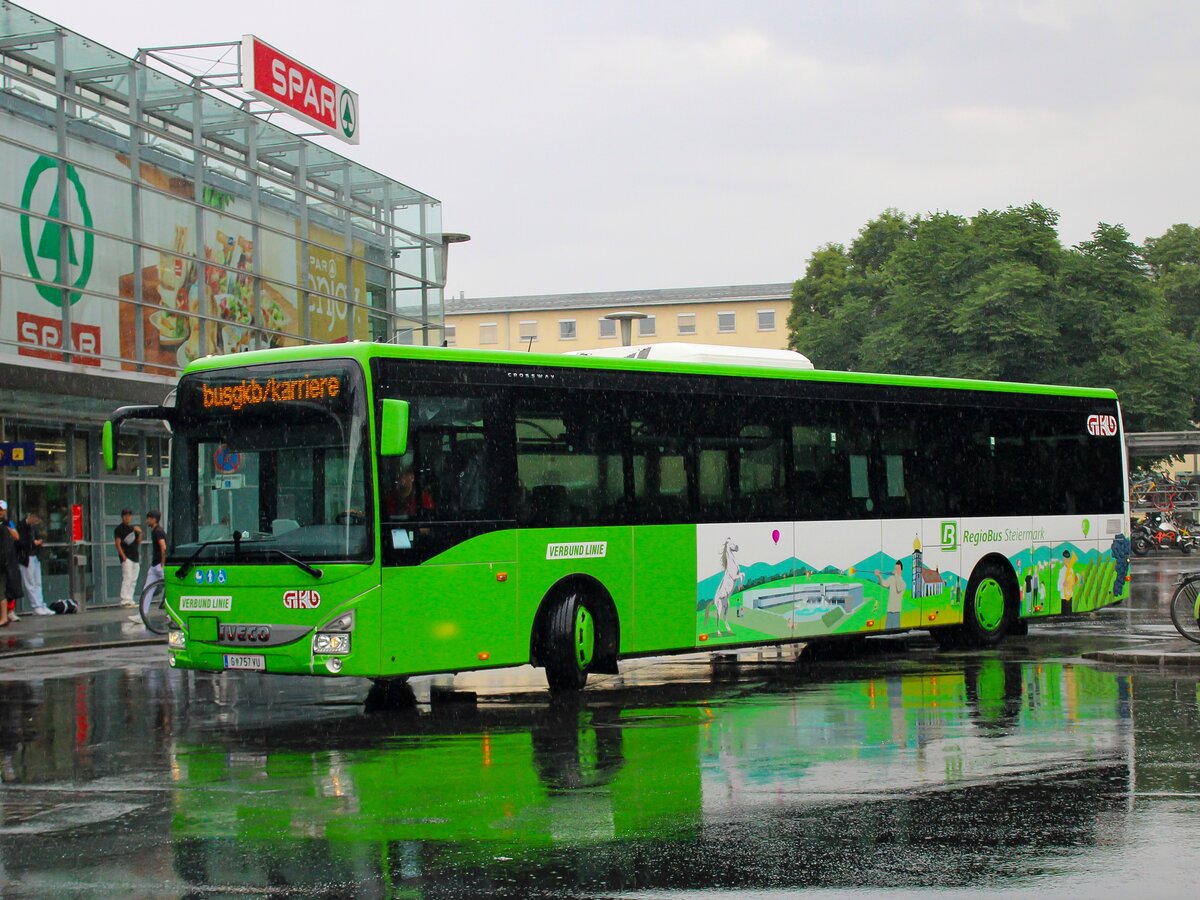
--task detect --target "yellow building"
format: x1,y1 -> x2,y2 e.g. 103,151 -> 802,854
443,283 -> 794,353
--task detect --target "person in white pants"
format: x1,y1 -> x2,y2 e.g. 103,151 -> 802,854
18,512 -> 50,615
114,508 -> 142,607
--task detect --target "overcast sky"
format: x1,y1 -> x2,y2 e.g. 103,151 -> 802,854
22,0 -> 1200,298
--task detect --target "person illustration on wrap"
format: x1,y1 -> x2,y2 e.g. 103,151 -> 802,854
1058,550 -> 1078,614
875,560 -> 906,630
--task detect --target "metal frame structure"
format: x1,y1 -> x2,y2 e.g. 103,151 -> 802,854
0,1 -> 454,371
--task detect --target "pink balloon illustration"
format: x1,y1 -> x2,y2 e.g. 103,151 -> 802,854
771,529 -> 780,545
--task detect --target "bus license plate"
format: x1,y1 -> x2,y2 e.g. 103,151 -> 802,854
223,654 -> 265,671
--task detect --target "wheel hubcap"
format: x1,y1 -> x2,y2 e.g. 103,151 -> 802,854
975,578 -> 1005,632
574,605 -> 594,670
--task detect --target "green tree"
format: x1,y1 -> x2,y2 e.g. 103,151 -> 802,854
1059,223 -> 1195,431
787,206 -> 1200,433
788,209 -> 914,370
1144,223 -> 1200,341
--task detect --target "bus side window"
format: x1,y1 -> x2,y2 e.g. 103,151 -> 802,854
392,395 -> 491,522
515,391 -> 625,527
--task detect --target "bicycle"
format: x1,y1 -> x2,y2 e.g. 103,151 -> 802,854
139,577 -> 170,635
1168,572 -> 1200,644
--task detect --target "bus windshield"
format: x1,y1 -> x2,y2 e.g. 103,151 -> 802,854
168,361 -> 371,566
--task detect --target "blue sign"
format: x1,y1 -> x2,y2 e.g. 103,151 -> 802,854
194,571 -> 204,584
217,569 -> 227,585
0,441 -> 36,468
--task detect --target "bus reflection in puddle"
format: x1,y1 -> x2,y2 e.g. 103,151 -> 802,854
169,658 -> 1131,894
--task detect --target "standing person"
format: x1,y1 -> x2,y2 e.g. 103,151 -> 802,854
145,510 -> 167,589
113,509 -> 141,608
16,511 -> 49,615
0,500 -> 23,625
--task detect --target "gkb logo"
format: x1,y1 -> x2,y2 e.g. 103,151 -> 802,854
940,521 -> 959,551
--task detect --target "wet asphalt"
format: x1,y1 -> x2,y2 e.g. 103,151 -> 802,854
0,555 -> 1199,897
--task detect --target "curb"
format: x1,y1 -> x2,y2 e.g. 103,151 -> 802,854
0,637 -> 166,662
1083,648 -> 1200,668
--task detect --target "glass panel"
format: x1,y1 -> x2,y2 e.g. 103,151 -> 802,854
559,320 -> 576,340
758,310 -> 776,330
16,424 -> 68,475
638,316 -> 656,337
480,324 -> 497,345
678,314 -> 696,335
515,393 -> 624,526
718,312 -> 736,332
74,432 -> 91,476
599,318 -> 616,339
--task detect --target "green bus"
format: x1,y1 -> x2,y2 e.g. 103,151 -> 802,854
104,342 -> 1130,690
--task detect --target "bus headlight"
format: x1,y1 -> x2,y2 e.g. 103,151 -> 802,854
313,633 -> 351,655
168,630 -> 186,650
313,610 -> 353,655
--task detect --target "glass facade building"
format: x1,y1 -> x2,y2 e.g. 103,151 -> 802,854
0,2 -> 448,607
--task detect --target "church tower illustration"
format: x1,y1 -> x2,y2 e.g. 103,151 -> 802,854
911,535 -> 945,598
912,536 -> 923,598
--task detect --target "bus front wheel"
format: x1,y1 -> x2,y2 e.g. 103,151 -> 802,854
543,591 -> 595,693
958,560 -> 1015,649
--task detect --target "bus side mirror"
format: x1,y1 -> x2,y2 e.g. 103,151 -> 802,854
104,404 -> 174,472
102,421 -> 116,472
380,399 -> 409,456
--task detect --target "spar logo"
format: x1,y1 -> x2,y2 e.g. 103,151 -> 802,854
283,589 -> 321,609
339,89 -> 357,140
20,155 -> 94,306
1086,414 -> 1118,437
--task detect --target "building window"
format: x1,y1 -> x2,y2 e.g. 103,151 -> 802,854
559,319 -> 577,340
718,311 -> 736,333
519,321 -> 538,343
479,323 -> 498,345
599,318 -> 617,339
444,325 -> 457,346
638,316 -> 656,337
677,313 -> 696,336
757,310 -> 776,331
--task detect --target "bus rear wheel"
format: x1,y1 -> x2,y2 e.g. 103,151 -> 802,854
958,561 -> 1015,649
543,591 -> 596,693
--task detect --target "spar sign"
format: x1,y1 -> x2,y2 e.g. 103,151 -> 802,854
240,35 -> 359,144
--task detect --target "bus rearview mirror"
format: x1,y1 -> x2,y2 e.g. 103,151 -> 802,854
102,421 -> 115,472
380,399 -> 410,456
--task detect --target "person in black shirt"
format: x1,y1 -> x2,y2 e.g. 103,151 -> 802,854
17,512 -> 49,615
146,509 -> 167,584
114,509 -> 142,608
0,500 -> 23,626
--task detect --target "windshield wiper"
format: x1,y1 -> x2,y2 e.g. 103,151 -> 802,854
175,535 -> 322,579
173,539 -> 235,579
266,547 -> 323,579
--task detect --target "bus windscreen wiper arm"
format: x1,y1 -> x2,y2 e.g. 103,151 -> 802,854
269,548 -> 323,579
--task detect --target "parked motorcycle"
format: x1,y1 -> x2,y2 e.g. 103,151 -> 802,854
1131,510 -> 1199,555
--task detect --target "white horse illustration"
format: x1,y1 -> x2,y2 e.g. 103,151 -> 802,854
704,538 -> 745,635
